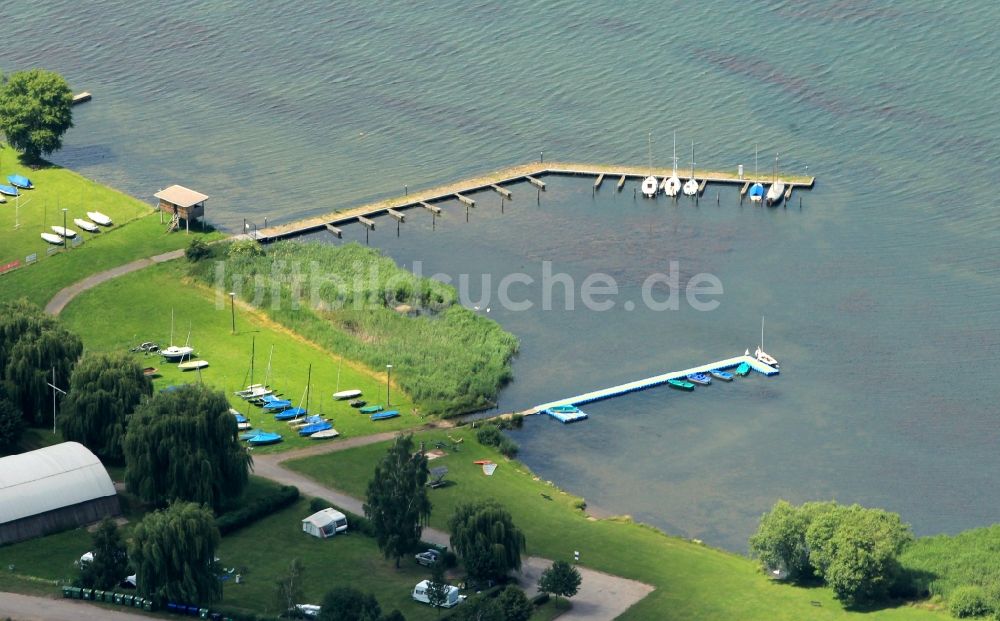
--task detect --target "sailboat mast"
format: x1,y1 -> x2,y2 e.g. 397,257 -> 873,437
250,336 -> 255,386
264,345 -> 274,386
690,142 -> 695,178
647,131 -> 653,176
761,316 -> 765,350
672,131 -> 678,175
305,364 -> 311,412
170,309 -> 174,346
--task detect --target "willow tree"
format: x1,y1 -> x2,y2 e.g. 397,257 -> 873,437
124,384 -> 251,510
60,352 -> 152,463
0,383 -> 23,451
129,502 -> 221,606
0,69 -> 74,162
0,299 -> 82,426
448,500 -> 526,584
363,434 -> 431,567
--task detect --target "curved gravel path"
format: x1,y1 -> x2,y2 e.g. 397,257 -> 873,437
44,249 -> 185,316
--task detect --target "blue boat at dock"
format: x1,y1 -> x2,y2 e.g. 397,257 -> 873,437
686,373 -> 711,386
545,404 -> 588,423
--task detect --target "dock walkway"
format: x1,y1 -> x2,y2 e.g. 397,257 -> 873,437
530,354 -> 778,413
252,161 -> 815,243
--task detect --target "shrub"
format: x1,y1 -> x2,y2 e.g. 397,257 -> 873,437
216,486 -> 299,535
185,238 -> 211,262
226,239 -> 264,259
948,586 -> 992,618
475,425 -> 519,458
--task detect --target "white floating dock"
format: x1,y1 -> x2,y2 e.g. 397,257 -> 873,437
531,354 -> 778,413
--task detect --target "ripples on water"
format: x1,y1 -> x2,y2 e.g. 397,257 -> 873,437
4,0 -> 999,550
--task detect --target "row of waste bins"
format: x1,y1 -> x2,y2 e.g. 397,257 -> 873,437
61,586 -> 236,620
62,586 -> 154,611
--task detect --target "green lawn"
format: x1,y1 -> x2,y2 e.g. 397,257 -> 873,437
59,261 -> 420,452
0,143 -> 222,306
216,497 -> 444,620
285,428 -> 947,621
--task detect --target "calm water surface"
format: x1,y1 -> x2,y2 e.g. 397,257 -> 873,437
4,0 -> 999,551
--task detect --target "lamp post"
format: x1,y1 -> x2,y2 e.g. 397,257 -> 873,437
386,364 -> 393,407
229,292 -> 237,334
61,208 -> 68,249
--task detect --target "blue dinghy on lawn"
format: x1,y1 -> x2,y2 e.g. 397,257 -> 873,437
371,410 -> 400,421
298,421 -> 334,436
0,184 -> 20,197
246,431 -> 283,446
274,407 -> 307,420
7,174 -> 32,190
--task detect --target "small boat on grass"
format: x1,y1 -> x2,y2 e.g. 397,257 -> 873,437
735,362 -> 751,376
87,211 -> 113,226
310,428 -> 340,439
359,404 -> 383,414
0,184 -> 20,197
177,359 -> 209,371
298,421 -> 334,436
545,404 -> 588,423
371,410 -> 400,421
290,415 -> 327,428
142,367 -> 159,377
686,373 -> 711,386
161,346 -> 195,362
333,389 -> 362,400
274,407 -> 307,421
41,232 -> 64,245
7,174 -> 32,190
246,431 -> 282,446
238,386 -> 274,400
349,399 -> 367,408
74,218 -> 100,233
709,370 -> 734,381
263,400 -> 292,411
51,225 -> 77,238
667,379 -> 695,391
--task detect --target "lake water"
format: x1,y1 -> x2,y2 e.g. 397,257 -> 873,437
6,0 -> 1000,551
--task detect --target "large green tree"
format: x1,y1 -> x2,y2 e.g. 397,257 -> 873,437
60,352 -> 151,464
448,500 -> 526,584
748,500 -> 840,581
317,586 -> 381,621
537,560 -> 582,599
0,383 -> 23,451
129,502 -> 221,606
0,299 -> 82,426
124,384 -> 251,510
79,517 -> 129,590
363,434 -> 431,567
0,69 -> 73,162
426,561 -> 449,615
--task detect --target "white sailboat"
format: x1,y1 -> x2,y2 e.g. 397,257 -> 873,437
641,132 -> 658,198
662,131 -> 682,197
748,144 -> 764,203
754,317 -> 780,368
160,310 -> 195,362
682,142 -> 699,196
765,153 -> 785,206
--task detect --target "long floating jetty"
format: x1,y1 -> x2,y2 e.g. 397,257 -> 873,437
250,161 -> 816,243
529,354 -> 778,413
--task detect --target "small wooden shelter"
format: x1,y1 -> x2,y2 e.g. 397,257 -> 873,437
155,185 -> 209,233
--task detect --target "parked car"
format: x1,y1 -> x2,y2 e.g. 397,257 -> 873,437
415,549 -> 441,566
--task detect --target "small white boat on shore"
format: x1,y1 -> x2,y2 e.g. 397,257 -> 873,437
178,359 -> 209,371
310,428 -> 340,439
161,345 -> 195,362
41,232 -> 64,244
74,218 -> 100,233
333,389 -> 362,400
87,211 -> 113,226
51,225 -> 77,238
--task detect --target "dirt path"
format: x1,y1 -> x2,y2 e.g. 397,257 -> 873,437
0,592 -> 153,621
44,249 -> 185,316
254,437 -> 654,620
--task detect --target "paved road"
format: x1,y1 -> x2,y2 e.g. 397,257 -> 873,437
44,249 -> 185,315
256,438 -> 655,620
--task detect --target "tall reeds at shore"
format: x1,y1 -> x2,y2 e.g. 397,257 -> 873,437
189,241 -> 518,416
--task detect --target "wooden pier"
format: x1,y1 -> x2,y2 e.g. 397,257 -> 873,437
529,353 -> 778,414
250,161 -> 816,243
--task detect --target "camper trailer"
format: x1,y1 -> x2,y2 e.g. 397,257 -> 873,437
412,580 -> 464,608
301,508 -> 348,538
